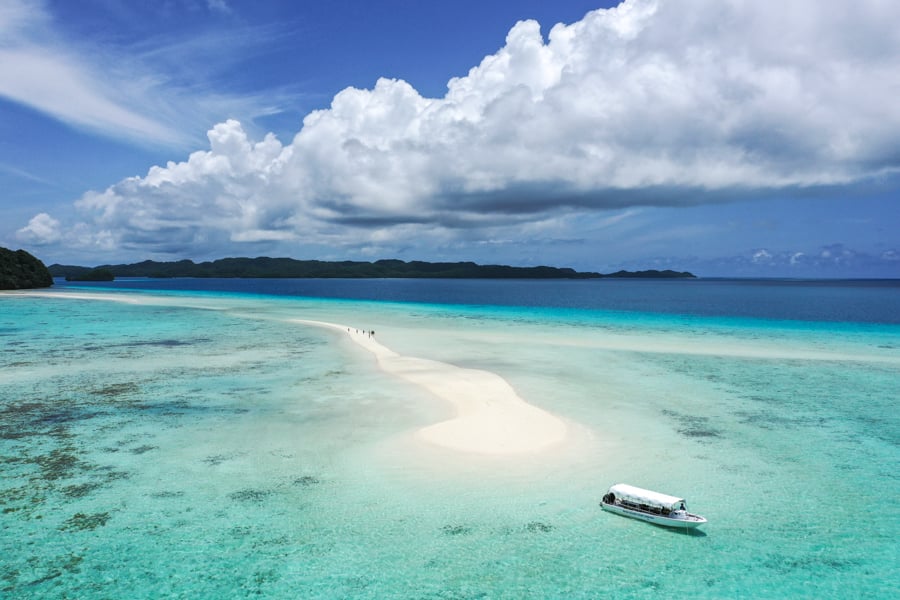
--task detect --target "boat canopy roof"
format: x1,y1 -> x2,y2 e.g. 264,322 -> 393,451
609,483 -> 685,510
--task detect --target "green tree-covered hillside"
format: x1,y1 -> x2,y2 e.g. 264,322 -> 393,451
0,247 -> 54,290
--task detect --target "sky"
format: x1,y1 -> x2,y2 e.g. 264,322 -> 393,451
1,0 -> 898,278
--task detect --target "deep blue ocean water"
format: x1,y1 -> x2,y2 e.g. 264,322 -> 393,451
2,278 -> 898,598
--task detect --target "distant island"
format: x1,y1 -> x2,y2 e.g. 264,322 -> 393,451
0,247 -> 54,290
49,257 -> 695,280
603,269 -> 696,279
65,267 -> 115,282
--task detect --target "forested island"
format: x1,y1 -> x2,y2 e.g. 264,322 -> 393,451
0,247 -> 54,289
65,268 -> 115,282
49,257 -> 695,280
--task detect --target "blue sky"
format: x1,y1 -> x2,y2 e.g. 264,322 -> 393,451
1,0 -> 898,277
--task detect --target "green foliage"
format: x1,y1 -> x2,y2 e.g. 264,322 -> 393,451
52,257 -> 605,279
46,257 -> 697,280
65,268 -> 114,282
0,247 -> 54,289
605,269 -> 696,278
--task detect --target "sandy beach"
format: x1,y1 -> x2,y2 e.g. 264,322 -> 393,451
292,319 -> 568,455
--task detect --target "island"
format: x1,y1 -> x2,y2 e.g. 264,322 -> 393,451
604,269 -> 696,279
65,268 -> 115,282
48,257 -> 696,280
0,247 -> 54,290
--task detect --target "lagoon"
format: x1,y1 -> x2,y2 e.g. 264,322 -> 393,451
1,278 -> 898,598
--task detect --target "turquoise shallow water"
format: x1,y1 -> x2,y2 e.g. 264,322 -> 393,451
1,286 -> 898,598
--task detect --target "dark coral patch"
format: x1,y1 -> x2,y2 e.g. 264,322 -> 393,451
61,482 -> 103,499
441,525 -> 472,536
292,475 -> 320,487
149,490 -> 185,499
32,449 -> 86,480
203,452 -> 241,466
679,427 -> 721,438
228,489 -> 272,503
524,521 -> 553,533
93,383 -> 139,397
662,409 -> 722,440
60,511 -> 110,531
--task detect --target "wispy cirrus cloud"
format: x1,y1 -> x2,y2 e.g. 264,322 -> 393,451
0,0 -> 288,148
206,0 -> 232,16
0,161 -> 56,186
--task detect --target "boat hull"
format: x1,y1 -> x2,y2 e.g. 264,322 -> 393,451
601,501 -> 707,529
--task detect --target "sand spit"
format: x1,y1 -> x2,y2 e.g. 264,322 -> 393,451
10,289 -> 228,312
293,320 -> 568,455
7,290 -> 143,304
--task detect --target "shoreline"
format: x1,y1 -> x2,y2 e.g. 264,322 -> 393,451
292,319 -> 569,455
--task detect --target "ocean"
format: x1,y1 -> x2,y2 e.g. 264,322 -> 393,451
1,278 -> 898,598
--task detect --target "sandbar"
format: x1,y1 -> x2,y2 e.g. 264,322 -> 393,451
5,290 -> 142,304
292,320 -> 568,455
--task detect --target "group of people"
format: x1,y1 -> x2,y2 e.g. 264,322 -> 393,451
349,327 -> 375,338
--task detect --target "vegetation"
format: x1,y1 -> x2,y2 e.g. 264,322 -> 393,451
0,247 -> 53,289
48,257 -> 696,280
65,268 -> 114,282
50,257 -> 603,279
605,269 -> 696,278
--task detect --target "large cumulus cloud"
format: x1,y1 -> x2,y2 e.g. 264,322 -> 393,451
20,0 -> 900,256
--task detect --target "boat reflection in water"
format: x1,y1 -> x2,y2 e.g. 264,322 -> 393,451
601,483 -> 707,529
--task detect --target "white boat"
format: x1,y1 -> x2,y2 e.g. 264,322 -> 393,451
601,483 -> 707,529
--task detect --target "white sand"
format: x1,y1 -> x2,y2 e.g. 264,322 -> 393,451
5,290 -> 143,304
293,320 -> 568,455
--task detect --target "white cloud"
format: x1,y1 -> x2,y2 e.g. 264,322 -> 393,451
752,249 -> 772,263
634,243 -> 900,277
16,212 -> 61,244
207,0 -> 231,15
23,0 -> 900,259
